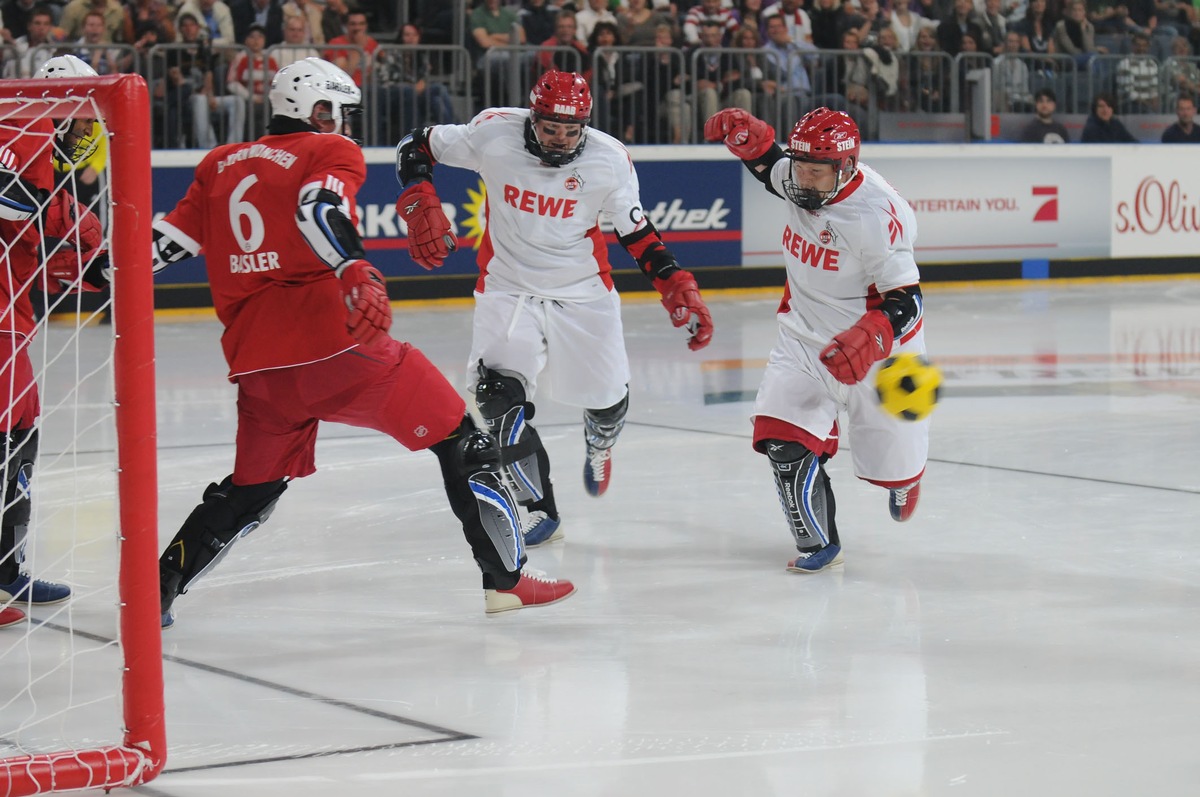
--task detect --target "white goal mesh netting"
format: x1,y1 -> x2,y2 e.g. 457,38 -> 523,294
1,78 -> 163,796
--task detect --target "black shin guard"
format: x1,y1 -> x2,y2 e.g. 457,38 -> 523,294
474,362 -> 557,516
1,428 -> 37,584
765,440 -> 839,552
159,475 -> 288,614
584,391 -> 628,451
432,417 -> 523,590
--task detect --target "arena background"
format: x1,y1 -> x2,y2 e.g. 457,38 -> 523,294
148,143 -> 1200,308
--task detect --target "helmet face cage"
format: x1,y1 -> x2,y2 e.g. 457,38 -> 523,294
525,70 -> 592,167
269,57 -> 362,131
781,108 -> 860,211
35,55 -> 101,164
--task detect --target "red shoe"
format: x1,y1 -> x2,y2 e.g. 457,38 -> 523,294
889,481 -> 921,522
1,605 -> 26,628
485,569 -> 576,614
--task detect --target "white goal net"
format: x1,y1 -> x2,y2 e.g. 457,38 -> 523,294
0,75 -> 163,796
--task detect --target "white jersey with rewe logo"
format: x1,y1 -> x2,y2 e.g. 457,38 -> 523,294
429,108 -> 649,302
766,160 -> 922,347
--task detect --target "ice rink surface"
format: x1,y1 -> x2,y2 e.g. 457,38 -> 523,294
9,278 -> 1200,796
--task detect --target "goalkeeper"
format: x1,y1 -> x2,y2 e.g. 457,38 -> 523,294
395,70 -> 714,549
0,55 -> 109,628
704,106 -> 930,573
151,58 -> 575,628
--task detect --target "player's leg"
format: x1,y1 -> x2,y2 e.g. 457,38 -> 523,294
846,343 -> 931,522
752,331 -> 844,571
1,337 -> 73,605
474,363 -> 561,546
158,475 -> 289,628
468,292 -> 561,546
158,371 -> 315,628
756,426 -> 843,573
2,338 -> 71,605
1,428 -> 72,604
542,292 -> 631,498
316,338 -> 575,613
429,416 -> 574,613
582,391 -> 628,497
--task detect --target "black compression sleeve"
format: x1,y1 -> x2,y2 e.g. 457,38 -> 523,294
741,143 -> 787,189
878,284 -> 923,338
617,220 -> 681,281
397,127 -> 436,187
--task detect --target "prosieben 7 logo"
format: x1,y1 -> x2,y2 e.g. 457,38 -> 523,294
1032,186 -> 1058,222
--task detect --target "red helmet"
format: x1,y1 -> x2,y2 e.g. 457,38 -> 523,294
529,70 -> 592,124
526,71 -> 592,166
783,108 -> 861,209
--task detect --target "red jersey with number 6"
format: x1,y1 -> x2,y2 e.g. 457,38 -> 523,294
154,131 -> 366,379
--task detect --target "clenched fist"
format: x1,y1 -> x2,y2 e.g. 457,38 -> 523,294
820,310 -> 893,385
653,269 -> 714,352
339,259 -> 392,344
397,182 -> 456,270
703,109 -> 775,160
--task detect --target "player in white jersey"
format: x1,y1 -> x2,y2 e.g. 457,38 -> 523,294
395,70 -> 714,547
705,106 -> 928,573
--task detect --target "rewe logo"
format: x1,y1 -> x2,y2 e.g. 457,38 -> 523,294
782,225 -> 840,271
1032,186 -> 1058,222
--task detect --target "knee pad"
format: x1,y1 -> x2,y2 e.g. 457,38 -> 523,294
474,361 -> 549,504
159,474 -> 288,612
433,417 -> 523,579
765,439 -> 839,552
584,391 -> 628,451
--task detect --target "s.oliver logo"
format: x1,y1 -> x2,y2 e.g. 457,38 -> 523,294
1115,177 -> 1200,234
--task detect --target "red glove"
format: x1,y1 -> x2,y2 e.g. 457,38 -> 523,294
45,248 -> 109,293
820,310 -> 894,385
339,259 -> 392,345
703,108 -> 775,160
653,270 -> 713,352
396,182 -> 455,270
42,191 -> 108,292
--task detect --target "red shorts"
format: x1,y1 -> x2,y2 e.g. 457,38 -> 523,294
1,335 -> 40,431
232,337 -> 465,484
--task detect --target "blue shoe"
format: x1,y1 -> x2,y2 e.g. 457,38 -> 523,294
523,511 -> 562,547
786,544 -> 843,574
0,573 -> 72,605
161,610 -> 175,630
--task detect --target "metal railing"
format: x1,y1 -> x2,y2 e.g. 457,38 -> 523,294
367,44 -> 472,146
11,39 -> 1194,148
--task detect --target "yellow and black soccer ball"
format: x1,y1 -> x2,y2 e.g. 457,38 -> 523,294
875,353 -> 942,421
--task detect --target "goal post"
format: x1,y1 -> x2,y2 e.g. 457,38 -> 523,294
0,75 -> 164,794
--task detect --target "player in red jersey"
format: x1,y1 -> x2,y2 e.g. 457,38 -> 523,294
150,58 -> 574,627
1,55 -> 109,628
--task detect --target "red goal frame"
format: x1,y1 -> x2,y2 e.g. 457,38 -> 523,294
0,75 -> 164,794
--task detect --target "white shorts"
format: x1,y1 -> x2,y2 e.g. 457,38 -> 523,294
751,326 -> 929,484
467,290 -> 631,409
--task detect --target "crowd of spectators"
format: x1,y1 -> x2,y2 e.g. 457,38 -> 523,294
2,0 -> 1198,147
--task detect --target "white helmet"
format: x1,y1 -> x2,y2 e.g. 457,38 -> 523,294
34,53 -> 99,80
268,57 -> 361,128
35,55 -> 101,163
